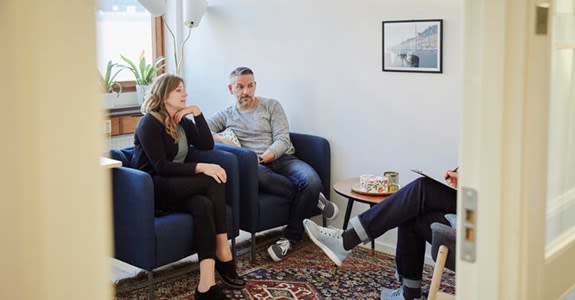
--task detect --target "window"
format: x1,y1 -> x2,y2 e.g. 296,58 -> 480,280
96,0 -> 164,88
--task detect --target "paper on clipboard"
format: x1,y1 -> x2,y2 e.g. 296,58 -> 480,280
410,169 -> 456,190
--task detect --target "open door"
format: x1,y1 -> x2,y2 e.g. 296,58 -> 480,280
458,0 -> 575,299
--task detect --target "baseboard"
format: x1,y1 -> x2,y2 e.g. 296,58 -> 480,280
367,240 -> 435,266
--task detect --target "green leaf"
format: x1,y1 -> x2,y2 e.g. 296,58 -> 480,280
99,60 -> 122,93
120,54 -> 142,84
119,51 -> 165,85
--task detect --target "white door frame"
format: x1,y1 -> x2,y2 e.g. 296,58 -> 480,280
459,0 -> 575,299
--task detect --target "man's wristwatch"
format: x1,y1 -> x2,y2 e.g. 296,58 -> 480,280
258,156 -> 264,164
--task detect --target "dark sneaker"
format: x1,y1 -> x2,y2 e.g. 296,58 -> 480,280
303,218 -> 350,266
317,192 -> 339,220
381,287 -> 426,300
267,238 -> 292,262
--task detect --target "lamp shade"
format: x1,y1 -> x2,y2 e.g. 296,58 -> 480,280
137,0 -> 166,16
183,0 -> 208,28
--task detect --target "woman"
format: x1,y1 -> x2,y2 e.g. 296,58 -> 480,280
131,74 -> 245,299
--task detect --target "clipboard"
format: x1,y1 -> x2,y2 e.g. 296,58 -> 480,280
410,169 -> 456,190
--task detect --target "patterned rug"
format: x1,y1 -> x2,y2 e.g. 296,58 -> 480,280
115,237 -> 455,300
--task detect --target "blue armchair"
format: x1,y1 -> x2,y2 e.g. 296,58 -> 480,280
215,132 -> 331,261
110,147 -> 240,277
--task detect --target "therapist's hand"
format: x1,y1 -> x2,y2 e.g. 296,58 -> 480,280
444,170 -> 458,188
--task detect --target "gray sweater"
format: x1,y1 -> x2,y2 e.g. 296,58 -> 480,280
207,97 -> 295,158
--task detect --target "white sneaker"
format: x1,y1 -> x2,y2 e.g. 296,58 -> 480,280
303,218 -> 350,266
267,238 -> 292,262
317,192 -> 339,220
381,287 -> 426,300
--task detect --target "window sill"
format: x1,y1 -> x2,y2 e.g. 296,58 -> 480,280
108,105 -> 141,117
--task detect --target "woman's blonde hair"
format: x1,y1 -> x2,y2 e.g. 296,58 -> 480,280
140,74 -> 184,142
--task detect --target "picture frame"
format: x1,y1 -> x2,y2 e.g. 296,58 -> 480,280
382,19 -> 443,73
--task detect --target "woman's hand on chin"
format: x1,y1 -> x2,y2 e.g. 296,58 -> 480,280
173,105 -> 201,123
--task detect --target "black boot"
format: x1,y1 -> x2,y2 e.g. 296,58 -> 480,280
215,259 -> 246,289
195,285 -> 227,300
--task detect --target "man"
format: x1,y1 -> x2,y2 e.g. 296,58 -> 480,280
304,170 -> 458,300
208,66 -> 338,262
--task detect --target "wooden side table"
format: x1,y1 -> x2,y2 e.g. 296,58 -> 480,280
333,177 -> 392,254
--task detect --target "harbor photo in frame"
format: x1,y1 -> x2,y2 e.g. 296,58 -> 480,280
382,19 -> 443,73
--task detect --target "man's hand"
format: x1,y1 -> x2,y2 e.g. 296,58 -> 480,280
258,151 -> 275,164
196,163 -> 227,183
444,170 -> 458,188
174,105 -> 201,123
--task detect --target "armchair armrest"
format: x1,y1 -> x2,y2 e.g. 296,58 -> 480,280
290,133 -> 331,196
187,148 -> 240,236
112,167 -> 155,270
214,144 -> 260,232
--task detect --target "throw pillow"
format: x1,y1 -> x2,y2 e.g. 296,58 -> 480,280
219,128 -> 241,147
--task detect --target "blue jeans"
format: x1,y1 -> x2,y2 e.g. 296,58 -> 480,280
258,154 -> 322,241
350,177 -> 456,281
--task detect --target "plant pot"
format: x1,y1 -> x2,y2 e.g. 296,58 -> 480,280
136,84 -> 150,105
102,92 -> 120,108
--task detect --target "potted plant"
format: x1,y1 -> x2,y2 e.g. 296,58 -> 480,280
99,60 -> 122,108
120,51 -> 166,104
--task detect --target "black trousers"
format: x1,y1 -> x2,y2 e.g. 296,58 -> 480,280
357,177 -> 456,280
154,174 -> 227,261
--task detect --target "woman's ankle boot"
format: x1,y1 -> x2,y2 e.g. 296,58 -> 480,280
195,285 -> 227,300
215,259 -> 246,289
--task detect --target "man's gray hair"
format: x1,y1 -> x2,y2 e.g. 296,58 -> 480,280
229,67 -> 254,82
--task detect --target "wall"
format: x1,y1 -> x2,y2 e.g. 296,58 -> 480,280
0,1 -> 112,299
182,0 -> 462,251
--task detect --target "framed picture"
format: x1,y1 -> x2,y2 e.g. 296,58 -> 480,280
382,19 -> 443,73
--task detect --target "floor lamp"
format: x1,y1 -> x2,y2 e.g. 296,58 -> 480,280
138,0 -> 208,75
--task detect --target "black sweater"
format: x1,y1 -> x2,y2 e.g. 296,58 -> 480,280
131,113 -> 214,176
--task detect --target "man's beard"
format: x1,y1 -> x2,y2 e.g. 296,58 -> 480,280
239,96 -> 254,106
